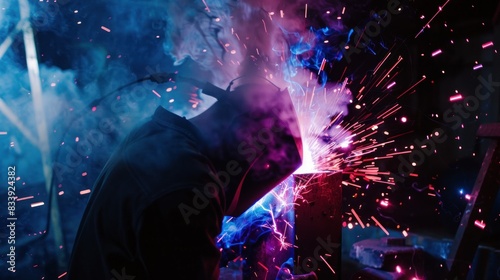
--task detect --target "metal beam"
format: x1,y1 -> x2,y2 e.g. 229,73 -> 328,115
18,0 -> 67,270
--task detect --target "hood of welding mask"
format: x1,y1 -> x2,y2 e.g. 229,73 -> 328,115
210,81 -> 303,216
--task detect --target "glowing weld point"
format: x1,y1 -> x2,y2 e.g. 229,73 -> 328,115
100,26 -> 111,32
482,41 -> 494,49
449,94 -> 463,102
31,202 -> 45,208
387,81 -> 396,89
473,64 -> 483,70
431,49 -> 442,57
474,220 -> 486,229
80,189 -> 91,195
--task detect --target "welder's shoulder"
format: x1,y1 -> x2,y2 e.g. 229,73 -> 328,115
119,124 -> 213,192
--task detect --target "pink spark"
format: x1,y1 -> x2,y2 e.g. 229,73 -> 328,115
58,272 -> 68,279
0,131 -> 7,135
100,26 -> 111,32
473,64 -> 483,70
474,220 -> 486,229
482,41 -> 494,49
431,49 -> 442,57
387,81 -> 396,89
465,194 -> 471,200
380,200 -> 389,207
80,189 -> 91,195
318,58 -> 327,75
320,255 -> 336,275
351,209 -> 365,228
449,94 -> 463,102
400,116 -> 408,123
17,196 -> 34,201
152,90 -> 161,98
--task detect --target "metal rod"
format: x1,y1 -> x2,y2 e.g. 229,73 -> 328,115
19,0 -> 67,270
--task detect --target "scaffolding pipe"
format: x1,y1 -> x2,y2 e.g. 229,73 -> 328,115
19,0 -> 67,270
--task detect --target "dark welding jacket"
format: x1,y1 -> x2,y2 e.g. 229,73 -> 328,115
68,106 -> 225,280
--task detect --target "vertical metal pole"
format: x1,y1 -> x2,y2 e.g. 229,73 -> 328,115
446,124 -> 500,278
18,0 -> 67,270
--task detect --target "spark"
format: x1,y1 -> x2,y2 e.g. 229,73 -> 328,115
473,64 -> 483,70
320,255 -> 336,275
152,90 -> 161,98
17,196 -> 34,201
0,131 -> 7,135
431,49 -> 442,57
31,202 -> 45,208
79,189 -> 91,195
202,0 -> 211,12
351,208 -> 365,228
474,220 -> 486,229
481,41 -> 494,49
449,94 -> 463,102
58,272 -> 68,279
100,26 -> 111,32
305,4 -> 308,18
396,75 -> 426,99
415,0 -> 452,38
371,215 -> 390,235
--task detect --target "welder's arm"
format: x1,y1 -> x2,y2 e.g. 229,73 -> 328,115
137,188 -> 224,279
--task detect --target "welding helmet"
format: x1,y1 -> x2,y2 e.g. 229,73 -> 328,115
199,77 -> 303,216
